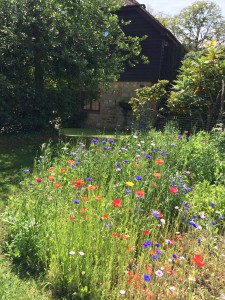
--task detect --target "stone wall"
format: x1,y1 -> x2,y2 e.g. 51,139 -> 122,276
81,81 -> 157,130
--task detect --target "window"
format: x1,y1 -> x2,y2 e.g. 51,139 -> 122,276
81,91 -> 100,112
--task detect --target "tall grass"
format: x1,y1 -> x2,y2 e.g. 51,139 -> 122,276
3,128 -> 225,299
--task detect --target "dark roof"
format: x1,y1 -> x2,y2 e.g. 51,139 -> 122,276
119,4 -> 182,46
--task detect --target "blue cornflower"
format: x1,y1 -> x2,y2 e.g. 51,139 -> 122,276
156,250 -> 162,255
135,175 -> 142,181
211,221 -> 216,225
142,240 -> 152,248
192,215 -> 197,219
124,159 -> 129,163
103,147 -> 108,150
219,216 -> 224,220
102,140 -> 106,145
188,220 -> 198,228
108,138 -> 114,143
155,243 -> 160,247
120,147 -> 127,151
125,189 -> 131,194
145,154 -> 151,159
24,169 -> 29,173
172,254 -> 177,259
74,199 -> 80,204
86,177 -> 92,181
92,138 -> 98,144
74,161 -> 79,165
116,163 -> 121,167
143,274 -> 151,282
210,203 -> 216,207
152,255 -> 158,260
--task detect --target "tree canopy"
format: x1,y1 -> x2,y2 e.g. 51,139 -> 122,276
168,40 -> 225,130
154,1 -> 225,51
0,0 -> 147,131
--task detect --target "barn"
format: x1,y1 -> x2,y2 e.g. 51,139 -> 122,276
81,0 -> 185,130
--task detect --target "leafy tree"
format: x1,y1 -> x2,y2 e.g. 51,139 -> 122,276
129,80 -> 169,128
0,0 -> 147,131
164,1 -> 225,51
168,40 -> 225,130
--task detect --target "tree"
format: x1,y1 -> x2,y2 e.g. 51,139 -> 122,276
164,1 -> 225,51
167,40 -> 225,130
0,0 -> 147,131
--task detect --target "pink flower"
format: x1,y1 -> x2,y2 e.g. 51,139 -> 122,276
170,186 -> 178,194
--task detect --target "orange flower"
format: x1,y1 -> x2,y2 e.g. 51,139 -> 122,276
153,172 -> 161,178
156,158 -> 164,165
70,216 -> 75,221
127,246 -> 133,251
81,196 -> 88,201
136,190 -> 145,197
134,163 -> 140,167
102,214 -> 108,219
60,168 -> 66,174
48,175 -> 54,181
75,178 -> 85,188
112,233 -> 119,237
68,160 -> 74,165
80,207 -> 87,214
95,195 -> 102,200
49,167 -> 54,172
54,182 -> 61,189
154,197 -> 159,201
184,130 -> 189,134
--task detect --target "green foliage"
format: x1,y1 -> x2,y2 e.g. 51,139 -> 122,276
3,128 -> 225,298
129,80 -> 169,126
158,0 -> 225,51
0,0 -> 147,132
168,41 -> 225,130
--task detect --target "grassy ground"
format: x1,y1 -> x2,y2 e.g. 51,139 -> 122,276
0,130 -> 58,300
0,128 -> 129,300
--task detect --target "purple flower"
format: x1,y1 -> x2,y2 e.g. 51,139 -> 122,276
142,240 -> 152,248
156,250 -> 162,255
125,189 -> 131,194
102,140 -> 106,145
108,138 -> 114,143
210,203 -> 216,207
143,274 -> 151,282
188,220 -> 198,228
155,270 -> 163,277
135,175 -> 142,181
92,138 -> 98,144
124,159 -> 129,163
116,163 -> 121,167
211,221 -> 216,225
152,255 -> 158,260
155,243 -> 160,247
24,169 -> 29,173
86,177 -> 92,181
145,154 -> 151,159
74,199 -> 80,204
172,254 -> 177,259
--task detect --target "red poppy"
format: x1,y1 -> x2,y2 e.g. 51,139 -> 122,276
193,254 -> 204,267
112,233 -> 119,237
70,216 -> 75,221
156,158 -> 164,165
36,178 -> 42,183
143,230 -> 150,235
136,190 -> 145,197
102,214 -> 108,219
154,197 -> 159,201
112,198 -> 122,208
170,186 -> 178,194
54,182 -> 61,189
74,178 -> 85,188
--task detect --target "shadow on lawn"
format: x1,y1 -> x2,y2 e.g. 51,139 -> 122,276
0,131 -> 59,208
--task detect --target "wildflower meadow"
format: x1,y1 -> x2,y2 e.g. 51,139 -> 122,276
3,128 -> 225,300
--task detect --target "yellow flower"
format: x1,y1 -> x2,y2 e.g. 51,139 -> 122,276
126,181 -> 134,187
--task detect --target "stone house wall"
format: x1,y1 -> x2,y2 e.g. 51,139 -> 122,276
81,81 -> 157,130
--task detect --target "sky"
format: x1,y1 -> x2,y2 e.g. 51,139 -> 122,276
139,0 -> 225,17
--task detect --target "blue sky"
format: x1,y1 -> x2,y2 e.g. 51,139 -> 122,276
139,0 -> 225,16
